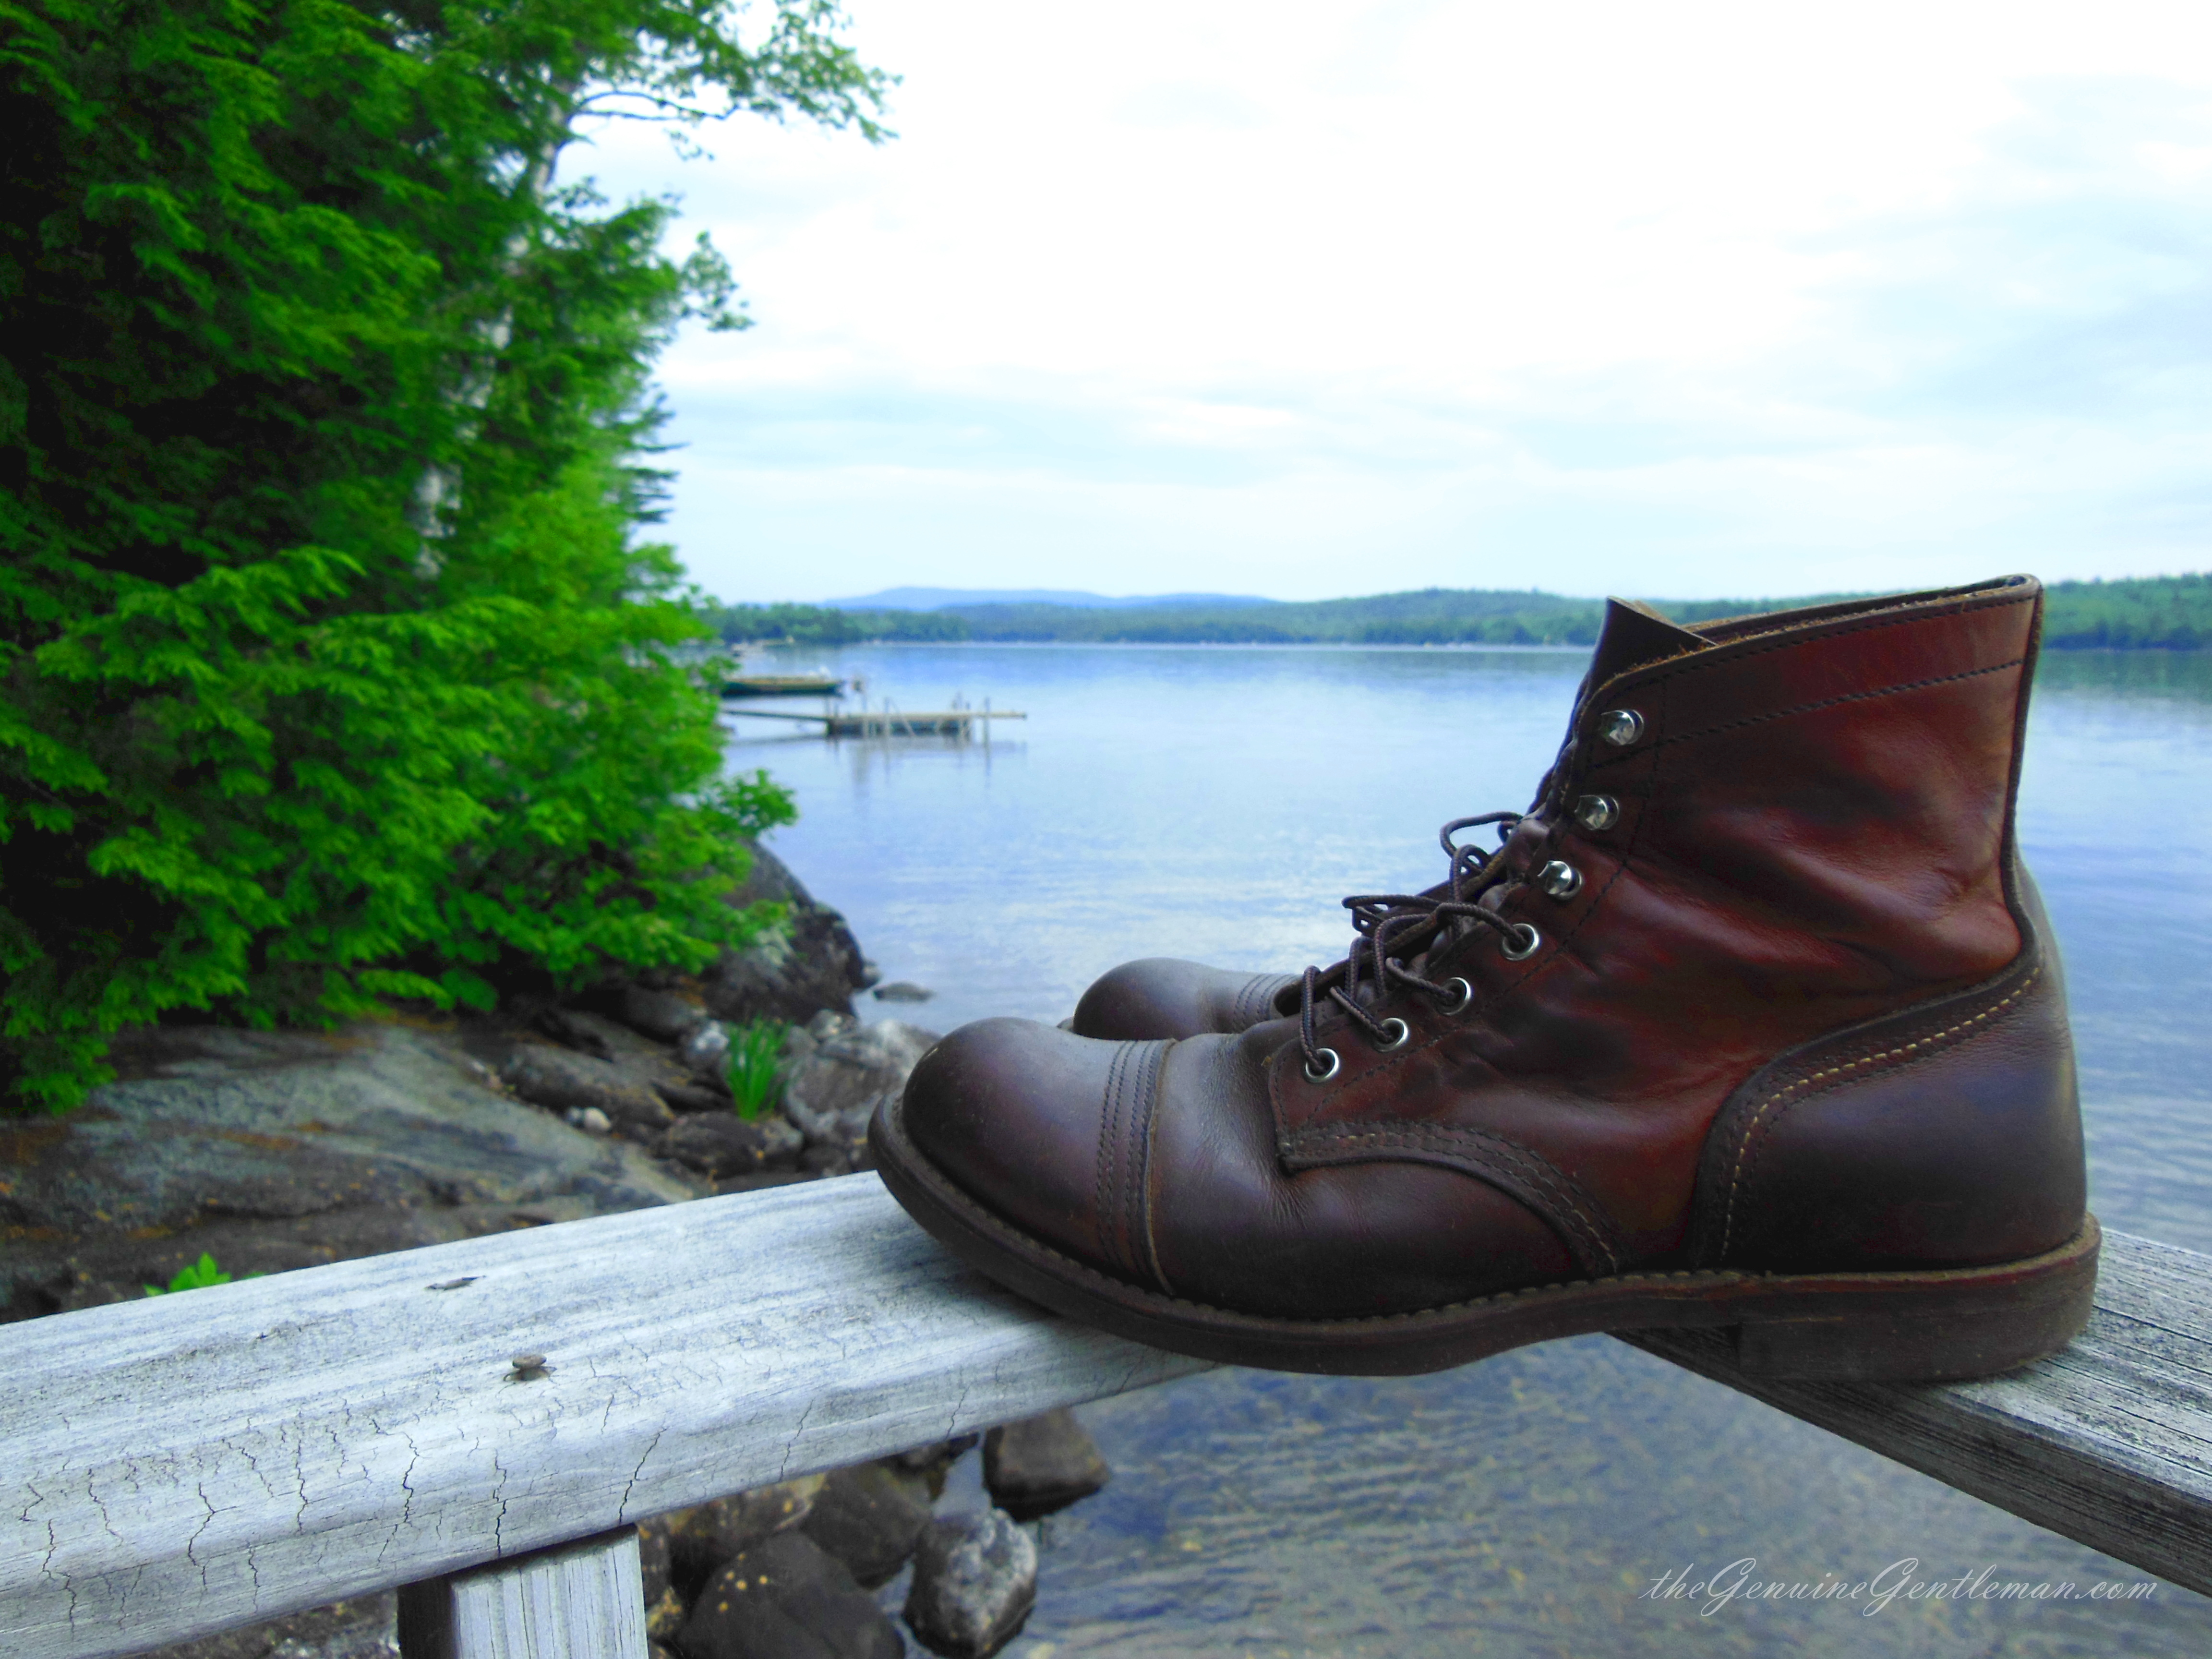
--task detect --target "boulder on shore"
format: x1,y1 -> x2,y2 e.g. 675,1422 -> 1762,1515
704,842 -> 877,1027
904,1509 -> 1038,1659
675,1533 -> 902,1659
983,1409 -> 1111,1520
0,1023 -> 704,1324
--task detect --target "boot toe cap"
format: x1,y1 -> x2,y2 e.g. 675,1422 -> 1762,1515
893,1018 -> 1153,1282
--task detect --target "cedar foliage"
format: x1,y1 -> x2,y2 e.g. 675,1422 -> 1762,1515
0,0 -> 888,1110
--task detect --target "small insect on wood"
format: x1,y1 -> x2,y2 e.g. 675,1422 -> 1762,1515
505,1354 -> 552,1383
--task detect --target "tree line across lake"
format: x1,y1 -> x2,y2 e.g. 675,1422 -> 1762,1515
708,573 -> 2212,651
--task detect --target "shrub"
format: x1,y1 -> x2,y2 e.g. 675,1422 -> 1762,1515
0,0 -> 884,1111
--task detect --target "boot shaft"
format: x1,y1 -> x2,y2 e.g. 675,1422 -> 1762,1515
1275,576 -> 2080,1270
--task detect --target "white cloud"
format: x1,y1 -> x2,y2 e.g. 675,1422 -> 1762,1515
578,0 -> 2212,601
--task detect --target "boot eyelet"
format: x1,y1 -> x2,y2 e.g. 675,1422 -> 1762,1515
1374,1018 -> 1411,1054
1598,709 -> 1644,747
1432,977 -> 1474,1016
1303,1047 -> 1342,1083
1574,794 -> 1620,832
1537,860 -> 1582,900
1500,923 -> 1542,961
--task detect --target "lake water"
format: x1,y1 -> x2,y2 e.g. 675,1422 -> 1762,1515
729,641 -> 2212,1658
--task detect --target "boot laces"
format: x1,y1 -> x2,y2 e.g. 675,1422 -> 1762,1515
1295,733 -> 1584,1082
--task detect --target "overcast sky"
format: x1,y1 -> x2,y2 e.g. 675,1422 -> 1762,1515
578,0 -> 2212,604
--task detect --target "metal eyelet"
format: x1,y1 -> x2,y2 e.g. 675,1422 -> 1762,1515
1538,860 -> 1582,900
1432,977 -> 1474,1016
1374,1018 -> 1411,1054
1500,922 -> 1542,961
1575,794 -> 1620,832
1598,709 -> 1644,747
1303,1047 -> 1342,1083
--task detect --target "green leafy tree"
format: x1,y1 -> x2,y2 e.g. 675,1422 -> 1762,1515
1,0 -> 889,1109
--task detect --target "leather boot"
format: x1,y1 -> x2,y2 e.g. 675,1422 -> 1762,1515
875,576 -> 2096,1380
1067,597 -> 1792,1041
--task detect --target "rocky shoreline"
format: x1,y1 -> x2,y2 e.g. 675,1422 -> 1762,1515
0,845 -> 1105,1659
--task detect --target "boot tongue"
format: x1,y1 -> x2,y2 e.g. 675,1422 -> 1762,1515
1583,598 -> 1709,695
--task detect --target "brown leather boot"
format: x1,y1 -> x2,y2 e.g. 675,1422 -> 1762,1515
874,576 -> 2096,1380
1067,596 -> 1769,1041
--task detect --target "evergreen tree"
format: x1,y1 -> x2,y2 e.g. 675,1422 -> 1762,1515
0,0 -> 889,1108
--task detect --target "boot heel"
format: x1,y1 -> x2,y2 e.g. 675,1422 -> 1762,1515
1727,1220 -> 2101,1383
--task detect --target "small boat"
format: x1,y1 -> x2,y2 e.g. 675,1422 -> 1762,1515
722,673 -> 845,697
719,647 -> 845,697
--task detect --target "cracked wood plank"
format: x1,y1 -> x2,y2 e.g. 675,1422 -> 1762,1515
1,1175 -> 1208,1659
7,1176 -> 2212,1659
1623,1228 -> 2212,1595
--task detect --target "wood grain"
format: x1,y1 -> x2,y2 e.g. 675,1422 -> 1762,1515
1623,1229 -> 2212,1594
6,1176 -> 2208,1659
396,1530 -> 647,1659
1,1176 -> 1206,1659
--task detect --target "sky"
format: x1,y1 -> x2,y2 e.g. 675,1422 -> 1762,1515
576,0 -> 2212,604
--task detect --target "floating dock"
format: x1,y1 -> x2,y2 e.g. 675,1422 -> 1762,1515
724,704 -> 1024,740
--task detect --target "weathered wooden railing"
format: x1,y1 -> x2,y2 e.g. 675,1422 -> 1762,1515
6,1176 -> 2210,1657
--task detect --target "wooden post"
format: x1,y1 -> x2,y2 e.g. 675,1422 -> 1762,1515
397,1529 -> 647,1659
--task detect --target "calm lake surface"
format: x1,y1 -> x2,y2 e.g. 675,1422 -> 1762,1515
730,642 -> 2212,1658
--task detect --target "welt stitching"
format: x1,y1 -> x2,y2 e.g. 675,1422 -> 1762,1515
893,1096 -> 2095,1333
900,1090 -> 2086,1329
1123,1043 -> 1164,1290
1717,964 -> 2043,1258
1094,1042 -> 1130,1274
1134,1046 -> 1174,1297
1296,1122 -> 1619,1271
1238,973 -> 1283,1026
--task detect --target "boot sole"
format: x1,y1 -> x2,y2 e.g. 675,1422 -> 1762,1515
869,1092 -> 2100,1381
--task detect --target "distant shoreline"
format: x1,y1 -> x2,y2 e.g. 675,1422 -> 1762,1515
708,575 -> 2211,653
759,636 -> 2203,656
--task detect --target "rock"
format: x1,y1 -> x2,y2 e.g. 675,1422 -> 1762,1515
982,1409 -> 1109,1520
655,1079 -> 732,1116
800,1461 -> 933,1588
525,1000 -> 616,1060
638,1514 -> 676,1605
135,1591 -> 400,1659
871,982 -> 934,1003
705,843 -> 876,1027
1,1024 -> 700,1322
903,1510 -> 1037,1659
499,1044 -> 674,1140
613,984 -> 711,1044
891,1435 -> 980,1476
659,1113 -> 804,1179
679,1021 -> 733,1084
781,1020 -> 938,1164
665,1477 -> 826,1599
675,1533 -> 902,1659
647,1587 -> 688,1647
565,1106 -> 613,1135
891,1435 -> 981,1500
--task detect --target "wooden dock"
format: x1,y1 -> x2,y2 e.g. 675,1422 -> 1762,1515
724,704 -> 1025,739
